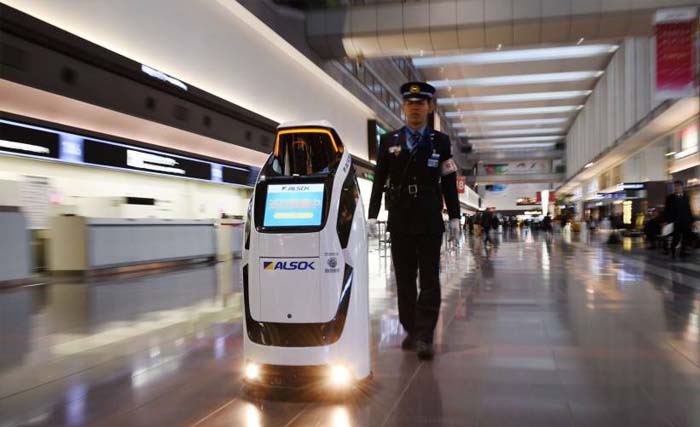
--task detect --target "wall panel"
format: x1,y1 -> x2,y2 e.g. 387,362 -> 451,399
566,37 -> 654,178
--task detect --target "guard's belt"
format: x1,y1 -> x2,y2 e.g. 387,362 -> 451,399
396,184 -> 438,195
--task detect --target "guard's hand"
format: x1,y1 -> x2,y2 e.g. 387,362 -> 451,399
367,218 -> 378,237
449,218 -> 460,242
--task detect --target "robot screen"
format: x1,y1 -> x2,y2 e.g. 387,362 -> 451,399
269,131 -> 343,177
263,183 -> 325,227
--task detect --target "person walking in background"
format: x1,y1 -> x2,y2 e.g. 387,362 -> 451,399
542,214 -> 553,235
643,208 -> 662,249
481,208 -> 494,245
664,181 -> 694,258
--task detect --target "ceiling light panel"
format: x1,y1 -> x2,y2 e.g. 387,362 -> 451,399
430,71 -> 603,88
474,143 -> 557,150
413,45 -> 619,67
437,90 -> 591,105
452,118 -> 570,128
446,105 -> 583,118
461,128 -> 565,137
469,136 -> 564,143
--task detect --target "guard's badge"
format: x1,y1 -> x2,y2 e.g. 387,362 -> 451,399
409,85 -> 420,94
440,158 -> 458,176
388,145 -> 402,156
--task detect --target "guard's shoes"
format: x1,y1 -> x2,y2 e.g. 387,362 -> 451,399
401,335 -> 416,351
416,341 -> 434,360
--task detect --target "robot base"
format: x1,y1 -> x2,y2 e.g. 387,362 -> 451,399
242,363 -> 373,400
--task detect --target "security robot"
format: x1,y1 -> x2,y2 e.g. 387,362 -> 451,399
241,121 -> 370,390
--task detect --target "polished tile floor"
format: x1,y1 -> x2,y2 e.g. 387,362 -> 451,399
1,229 -> 699,426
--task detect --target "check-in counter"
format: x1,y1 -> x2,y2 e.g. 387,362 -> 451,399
0,207 -> 31,285
216,220 -> 245,261
48,217 -> 216,272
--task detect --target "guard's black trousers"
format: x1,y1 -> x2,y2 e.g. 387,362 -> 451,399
390,233 -> 442,344
671,224 -> 693,254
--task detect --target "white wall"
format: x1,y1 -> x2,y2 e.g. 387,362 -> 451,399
566,37 -> 656,177
0,156 -> 250,221
480,183 -> 549,211
4,0 -> 375,159
622,143 -> 668,183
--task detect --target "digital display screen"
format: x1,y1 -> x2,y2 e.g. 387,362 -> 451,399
0,118 -> 257,186
223,165 -> 256,186
263,183 -> 324,227
83,139 -> 212,180
0,122 -> 59,159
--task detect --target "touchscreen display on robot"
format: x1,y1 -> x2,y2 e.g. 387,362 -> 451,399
263,183 -> 324,227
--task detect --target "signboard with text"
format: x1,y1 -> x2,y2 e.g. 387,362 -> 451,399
654,7 -> 698,99
456,176 -> 466,194
0,118 -> 258,187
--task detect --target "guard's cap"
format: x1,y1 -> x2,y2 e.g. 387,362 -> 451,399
400,81 -> 435,101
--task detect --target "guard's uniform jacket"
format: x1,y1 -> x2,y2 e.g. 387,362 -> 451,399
368,125 -> 460,345
368,127 -> 460,234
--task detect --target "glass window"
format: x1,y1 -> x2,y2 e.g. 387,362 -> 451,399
268,130 -> 343,176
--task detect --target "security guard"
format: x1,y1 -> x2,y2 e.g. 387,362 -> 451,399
367,81 -> 461,360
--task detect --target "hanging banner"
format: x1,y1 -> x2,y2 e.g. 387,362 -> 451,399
456,176 -> 466,193
654,7 -> 698,99
482,161 -> 549,175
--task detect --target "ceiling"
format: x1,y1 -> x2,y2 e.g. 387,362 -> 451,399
415,43 -> 619,154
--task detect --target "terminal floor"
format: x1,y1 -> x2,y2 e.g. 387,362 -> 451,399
1,231 -> 699,426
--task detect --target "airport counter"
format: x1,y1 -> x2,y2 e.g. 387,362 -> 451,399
48,217 -> 217,273
0,207 -> 31,285
217,220 -> 245,261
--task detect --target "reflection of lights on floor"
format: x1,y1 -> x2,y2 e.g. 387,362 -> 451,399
65,384 -> 87,426
623,238 -> 632,252
149,346 -> 161,358
131,356 -> 182,388
617,270 -> 642,282
244,403 -> 262,427
331,407 -> 352,427
215,337 -> 226,359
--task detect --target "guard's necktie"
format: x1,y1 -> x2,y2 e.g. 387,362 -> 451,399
408,130 -> 421,152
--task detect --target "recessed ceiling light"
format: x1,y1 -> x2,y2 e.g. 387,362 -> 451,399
452,118 -> 570,128
413,45 -> 618,67
437,90 -> 591,105
445,105 -> 583,117
469,136 -> 563,143
584,162 -> 594,168
429,71 -> 604,88
462,128 -> 566,137
473,143 -> 557,150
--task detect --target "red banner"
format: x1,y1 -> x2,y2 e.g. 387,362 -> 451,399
456,176 -> 466,194
654,8 -> 697,98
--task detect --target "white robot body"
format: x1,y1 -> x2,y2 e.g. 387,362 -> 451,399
242,121 -> 370,387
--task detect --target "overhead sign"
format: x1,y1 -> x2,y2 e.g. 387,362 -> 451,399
616,183 -> 645,191
483,161 -> 549,175
0,118 -> 257,187
456,176 -> 466,193
536,191 -> 556,203
654,7 -> 697,99
0,122 -> 59,159
83,138 -> 212,180
516,197 -> 539,206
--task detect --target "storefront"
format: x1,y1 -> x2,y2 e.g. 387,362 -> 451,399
584,182 -> 667,229
669,123 -> 700,216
